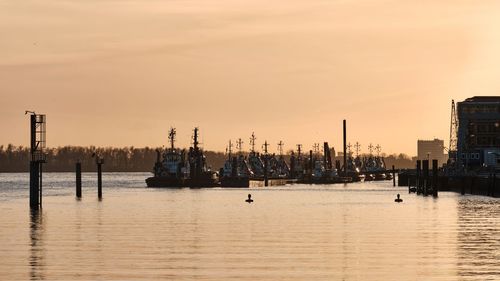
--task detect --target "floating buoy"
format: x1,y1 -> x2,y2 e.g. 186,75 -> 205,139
395,193 -> 403,203
245,194 -> 253,203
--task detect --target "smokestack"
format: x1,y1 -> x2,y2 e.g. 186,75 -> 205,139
343,120 -> 347,177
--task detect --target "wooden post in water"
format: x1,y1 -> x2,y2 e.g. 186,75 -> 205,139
97,161 -> 102,199
432,159 -> 438,197
93,154 -> 104,199
76,162 -> 82,198
422,160 -> 429,196
416,160 -> 421,194
392,165 -> 396,187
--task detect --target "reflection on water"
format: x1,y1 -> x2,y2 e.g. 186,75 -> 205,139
457,198 -> 500,279
0,173 -> 498,280
29,209 -> 45,280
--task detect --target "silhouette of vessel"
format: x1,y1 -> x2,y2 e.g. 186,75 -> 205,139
146,128 -> 186,187
146,127 -> 219,188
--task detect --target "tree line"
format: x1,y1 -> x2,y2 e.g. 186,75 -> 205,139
0,144 -> 416,173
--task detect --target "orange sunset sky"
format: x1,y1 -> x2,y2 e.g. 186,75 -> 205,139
1,0 -> 500,155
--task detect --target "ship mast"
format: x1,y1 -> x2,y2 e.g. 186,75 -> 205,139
347,142 -> 352,157
375,144 -> 381,156
262,141 -> 269,155
227,140 -> 233,158
313,143 -> 320,156
368,143 -> 374,156
297,144 -> 302,158
192,127 -> 200,151
236,138 -> 243,155
354,142 -> 361,157
250,132 -> 257,153
277,140 -> 284,156
168,127 -> 176,150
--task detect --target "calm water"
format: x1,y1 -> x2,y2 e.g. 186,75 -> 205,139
0,173 -> 499,280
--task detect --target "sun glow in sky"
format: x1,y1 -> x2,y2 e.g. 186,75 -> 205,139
2,0 -> 500,155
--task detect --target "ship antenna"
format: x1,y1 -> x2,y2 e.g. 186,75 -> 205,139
368,143 -> 374,156
354,142 -> 361,157
236,138 -> 243,154
262,140 -> 269,155
228,140 -> 233,158
277,141 -> 284,156
375,144 -> 381,156
193,127 -> 199,150
297,144 -> 302,157
250,132 -> 256,153
168,127 -> 176,150
347,142 -> 352,156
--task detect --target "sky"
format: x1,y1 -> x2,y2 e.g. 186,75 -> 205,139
1,0 -> 500,155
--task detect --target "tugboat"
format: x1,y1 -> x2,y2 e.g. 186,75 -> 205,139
146,127 -> 219,188
184,127 -> 219,187
289,144 -> 305,179
299,142 -> 345,184
220,139 -> 253,187
146,128 -> 186,187
345,143 -> 365,182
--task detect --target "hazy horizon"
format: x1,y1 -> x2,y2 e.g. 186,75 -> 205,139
2,0 -> 500,155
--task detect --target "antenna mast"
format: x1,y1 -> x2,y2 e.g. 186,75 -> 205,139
354,142 -> 361,157
250,132 -> 257,153
277,141 -> 284,156
168,127 -> 176,150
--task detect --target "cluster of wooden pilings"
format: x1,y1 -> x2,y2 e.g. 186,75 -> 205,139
398,163 -> 499,198
75,158 -> 104,200
409,159 -> 439,197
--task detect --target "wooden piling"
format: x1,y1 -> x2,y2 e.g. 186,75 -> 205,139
392,165 -> 396,187
76,162 -> 82,198
97,161 -> 102,199
416,160 -> 421,194
422,160 -> 429,196
432,159 -> 438,197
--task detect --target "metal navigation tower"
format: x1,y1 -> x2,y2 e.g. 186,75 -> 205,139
26,111 -> 46,209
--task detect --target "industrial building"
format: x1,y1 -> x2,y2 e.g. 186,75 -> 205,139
456,96 -> 500,169
417,139 -> 446,167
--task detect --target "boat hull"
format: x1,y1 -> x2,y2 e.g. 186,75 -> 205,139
145,176 -> 183,188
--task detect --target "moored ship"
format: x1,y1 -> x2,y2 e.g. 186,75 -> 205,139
146,128 -> 186,187
146,127 -> 219,188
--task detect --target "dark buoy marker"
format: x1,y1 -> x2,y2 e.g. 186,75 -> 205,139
394,194 -> 403,203
245,194 -> 253,203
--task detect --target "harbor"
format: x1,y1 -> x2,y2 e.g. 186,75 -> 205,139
145,121 -> 396,189
3,1 -> 500,280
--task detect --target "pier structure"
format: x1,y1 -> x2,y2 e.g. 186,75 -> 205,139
26,111 -> 46,209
